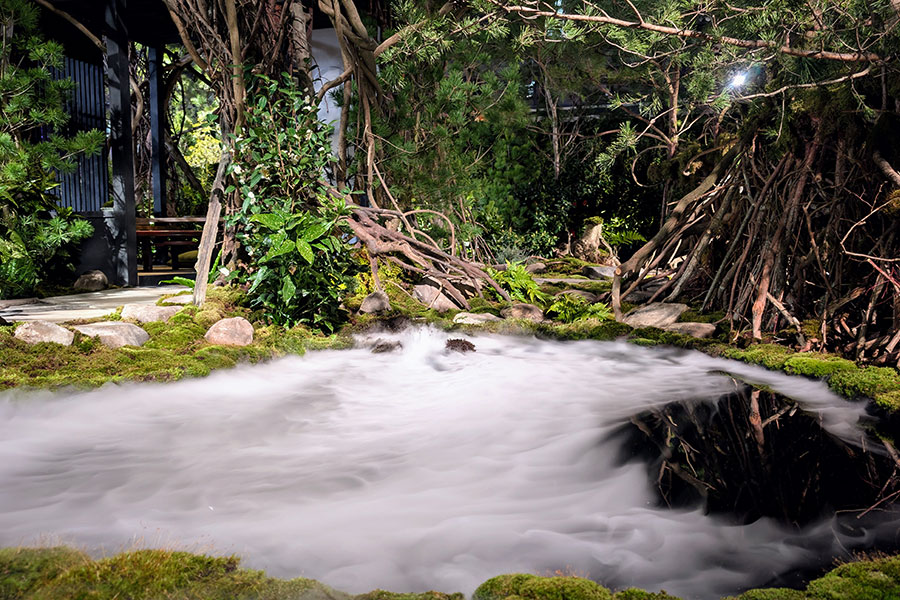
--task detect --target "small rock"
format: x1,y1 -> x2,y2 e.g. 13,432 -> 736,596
360,291 -> 391,314
161,295 -> 193,305
413,284 -> 458,313
73,322 -> 150,348
664,322 -> 717,338
121,304 -> 180,323
372,340 -> 403,354
525,262 -> 547,274
73,270 -> 108,292
205,317 -> 254,346
501,303 -> 545,321
0,315 -> 9,326
583,265 -> 617,279
453,312 -> 503,325
491,264 -> 508,271
446,339 -> 476,353
14,320 -> 74,346
622,302 -> 689,328
553,289 -> 599,304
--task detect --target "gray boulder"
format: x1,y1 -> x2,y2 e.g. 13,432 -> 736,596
413,284 -> 457,313
525,262 -> 547,274
583,265 -> 617,279
622,302 -> 689,329
73,270 -> 108,292
501,303 -> 544,321
554,289 -> 599,304
14,321 -> 74,346
664,322 -> 717,339
359,291 -> 391,314
205,317 -> 254,346
161,294 -> 193,305
74,322 -> 150,348
453,312 -> 503,325
121,304 -> 180,323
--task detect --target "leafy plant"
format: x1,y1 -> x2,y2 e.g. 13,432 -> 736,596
546,294 -> 612,323
0,0 -> 102,298
238,199 -> 359,331
487,263 -> 550,306
159,276 -> 196,289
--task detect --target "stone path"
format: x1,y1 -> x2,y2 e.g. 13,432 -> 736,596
0,286 -> 190,323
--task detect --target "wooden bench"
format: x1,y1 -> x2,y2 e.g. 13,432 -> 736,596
137,217 -> 206,272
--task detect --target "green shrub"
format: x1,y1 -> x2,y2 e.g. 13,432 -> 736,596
545,294 -> 612,323
488,263 -> 550,306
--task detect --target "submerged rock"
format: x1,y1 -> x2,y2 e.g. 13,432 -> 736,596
14,320 -> 74,346
73,270 -> 108,292
445,338 -> 475,353
622,302 -> 688,328
73,322 -> 150,349
453,312 -> 502,325
121,304 -> 180,323
500,303 -> 544,322
205,317 -> 254,346
371,340 -> 403,354
360,291 -> 391,314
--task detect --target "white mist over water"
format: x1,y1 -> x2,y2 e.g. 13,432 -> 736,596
0,328 -> 894,598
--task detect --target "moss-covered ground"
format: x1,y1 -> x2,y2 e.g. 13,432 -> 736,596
2,548 -> 900,600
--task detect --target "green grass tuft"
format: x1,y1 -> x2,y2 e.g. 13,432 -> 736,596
474,574 -> 612,600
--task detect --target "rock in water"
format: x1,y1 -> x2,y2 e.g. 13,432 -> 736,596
371,340 -> 403,354
664,322 -> 717,338
14,321 -> 74,346
205,317 -> 254,346
73,270 -> 108,292
413,284 -> 457,313
500,303 -> 544,322
360,291 -> 391,314
121,304 -> 180,323
452,312 -> 503,325
445,339 -> 475,353
622,302 -> 689,328
73,322 -> 150,349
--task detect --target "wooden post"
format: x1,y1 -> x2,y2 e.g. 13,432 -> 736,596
149,45 -> 167,216
105,0 -> 137,286
193,150 -> 230,306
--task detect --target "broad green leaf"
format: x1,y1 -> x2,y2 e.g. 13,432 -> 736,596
281,276 -> 296,304
248,213 -> 286,230
301,223 -> 329,242
265,238 -> 295,260
296,239 -> 314,264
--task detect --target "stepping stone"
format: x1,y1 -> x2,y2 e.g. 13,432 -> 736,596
121,304 -> 180,323
74,322 -> 150,349
161,295 -> 193,305
14,320 -> 74,346
205,317 -> 254,346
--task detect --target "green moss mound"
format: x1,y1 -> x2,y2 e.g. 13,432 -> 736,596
19,549 -> 347,600
727,589 -> 808,600
783,354 -> 857,379
474,574 -> 613,600
805,554 -> 900,600
612,589 -> 682,600
354,590 -> 464,600
0,547 -> 90,599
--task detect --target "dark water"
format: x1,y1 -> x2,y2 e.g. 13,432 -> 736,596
0,328 -> 897,599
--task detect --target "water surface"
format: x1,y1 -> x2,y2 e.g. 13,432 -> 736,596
1,328 -> 897,598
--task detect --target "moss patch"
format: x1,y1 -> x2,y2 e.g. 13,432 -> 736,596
0,547 -> 90,599
612,590 -> 682,600
805,554 -> 900,599
475,575 -> 612,600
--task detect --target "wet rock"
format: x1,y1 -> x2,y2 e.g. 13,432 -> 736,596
73,270 -> 108,292
583,265 -> 616,280
525,262 -> 547,274
14,320 -> 74,346
413,284 -> 457,313
622,302 -> 688,328
0,315 -> 9,326
501,303 -> 544,321
664,322 -> 717,338
372,340 -> 403,354
446,338 -> 475,353
73,322 -> 149,348
452,312 -> 503,325
121,304 -> 180,323
205,317 -> 254,346
554,289 -> 599,304
360,291 -> 391,314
